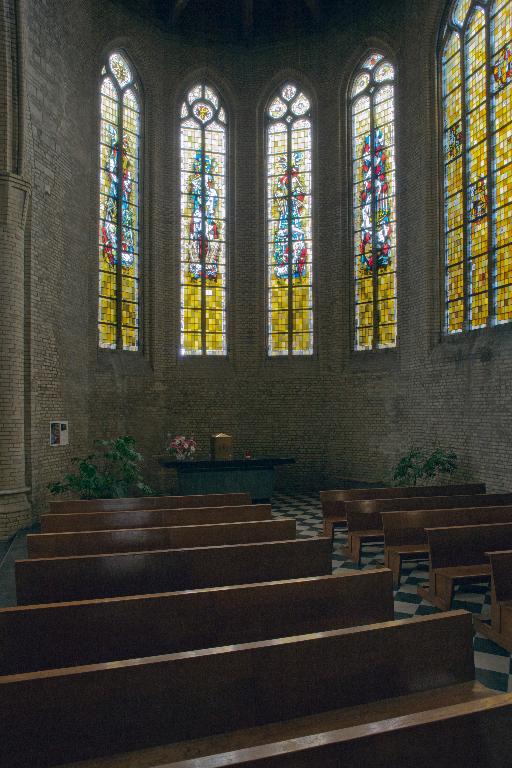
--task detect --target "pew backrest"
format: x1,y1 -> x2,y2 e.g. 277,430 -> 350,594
164,693 -> 512,768
383,505 -> 512,547
321,483 -> 486,518
427,523 -> 512,570
27,519 -> 296,559
488,550 -> 512,603
40,503 -> 271,534
346,493 -> 512,534
48,492 -> 251,515
0,611 -> 474,768
0,570 -> 394,675
15,537 -> 333,604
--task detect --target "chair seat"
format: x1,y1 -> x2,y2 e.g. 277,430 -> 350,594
57,681 -> 492,768
387,545 -> 428,557
351,530 -> 384,540
435,564 -> 491,580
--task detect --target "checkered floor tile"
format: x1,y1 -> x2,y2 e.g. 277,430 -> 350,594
272,493 -> 512,693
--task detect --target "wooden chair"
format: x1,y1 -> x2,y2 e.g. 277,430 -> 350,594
48,492 -> 251,515
164,693 -> 512,768
418,522 -> 512,610
27,519 -> 296,559
474,550 -> 512,653
383,505 -> 512,587
342,506 -> 384,565
40,503 -> 271,534
15,537 -> 333,604
0,570 -> 393,675
341,493 -> 512,567
320,483 -> 486,537
0,612 -> 491,768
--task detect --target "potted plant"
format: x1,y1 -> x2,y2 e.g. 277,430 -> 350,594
48,435 -> 152,499
392,446 -> 458,487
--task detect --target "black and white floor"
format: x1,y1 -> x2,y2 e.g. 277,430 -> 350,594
272,493 -> 512,693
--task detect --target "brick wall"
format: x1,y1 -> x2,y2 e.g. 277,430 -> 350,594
13,0 -> 512,521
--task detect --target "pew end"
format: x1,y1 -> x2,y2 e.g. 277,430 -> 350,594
417,523 -> 512,610
474,548 -> 512,653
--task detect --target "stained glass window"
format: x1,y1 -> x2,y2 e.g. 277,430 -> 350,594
98,52 -> 141,351
350,53 -> 397,351
442,0 -> 512,333
266,83 -> 313,356
180,84 -> 227,356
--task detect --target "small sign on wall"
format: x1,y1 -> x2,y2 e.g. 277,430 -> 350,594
50,421 -> 69,446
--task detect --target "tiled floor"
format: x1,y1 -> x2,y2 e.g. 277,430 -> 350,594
1,494 -> 511,692
272,492 -> 512,693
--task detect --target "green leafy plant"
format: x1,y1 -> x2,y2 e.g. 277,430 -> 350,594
48,435 -> 152,499
392,446 -> 458,487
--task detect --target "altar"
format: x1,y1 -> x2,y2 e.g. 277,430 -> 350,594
159,457 -> 295,502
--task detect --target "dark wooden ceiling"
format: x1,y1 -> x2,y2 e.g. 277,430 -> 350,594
112,0 -> 400,42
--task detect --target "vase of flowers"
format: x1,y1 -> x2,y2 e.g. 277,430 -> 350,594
168,434 -> 197,461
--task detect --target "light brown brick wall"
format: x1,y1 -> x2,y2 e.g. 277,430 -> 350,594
3,0 -> 511,528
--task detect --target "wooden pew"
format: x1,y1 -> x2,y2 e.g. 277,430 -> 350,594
342,492 -> 512,566
383,505 -> 512,587
0,612 -> 489,768
0,570 -> 393,675
163,693 -> 512,768
27,519 -> 296,559
48,492 -> 251,515
40,503 -> 271,534
418,522 -> 512,610
474,550 -> 512,653
15,537 -> 333,605
320,483 -> 486,537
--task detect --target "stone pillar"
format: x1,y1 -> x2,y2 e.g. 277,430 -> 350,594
0,171 -> 31,540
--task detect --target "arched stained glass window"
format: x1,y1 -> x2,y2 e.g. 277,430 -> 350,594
266,84 -> 313,356
98,52 -> 141,351
350,53 -> 397,351
442,0 -> 512,333
180,84 -> 227,356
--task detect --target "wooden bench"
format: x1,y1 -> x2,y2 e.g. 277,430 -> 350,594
418,523 -> 512,610
341,492 -> 512,566
320,483 -> 486,537
0,570 -> 393,675
383,505 -> 512,587
15,537 -> 333,605
48,492 -> 251,515
474,550 -> 512,653
163,693 -> 512,768
27,519 -> 296,559
0,612 -> 489,768
40,503 -> 271,534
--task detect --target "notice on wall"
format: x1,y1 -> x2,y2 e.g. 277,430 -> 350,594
50,421 -> 69,446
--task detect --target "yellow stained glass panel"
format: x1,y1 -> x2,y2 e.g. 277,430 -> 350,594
470,290 -> 488,327
180,84 -> 227,356
447,262 -> 464,302
98,54 -> 141,351
447,299 -> 464,333
447,227 -> 464,265
497,284 -> 512,322
453,0 -> 472,27
352,57 -> 396,350
496,246 -> 512,287
267,84 -> 313,356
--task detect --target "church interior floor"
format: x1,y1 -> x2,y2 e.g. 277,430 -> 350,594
1,492 -> 511,693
